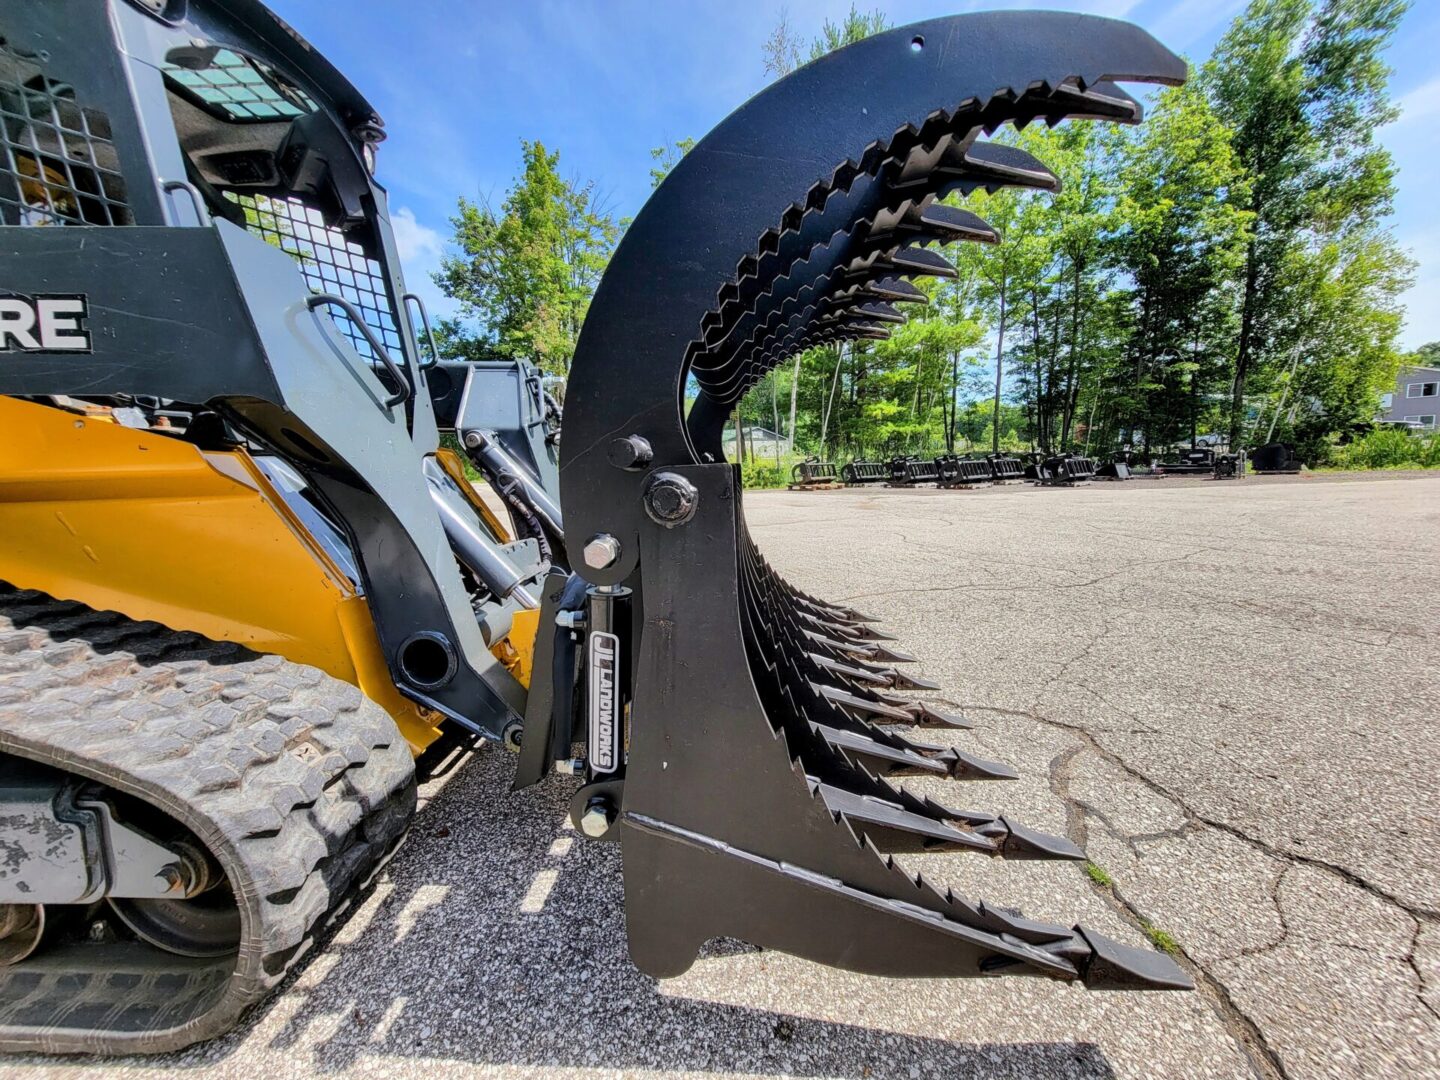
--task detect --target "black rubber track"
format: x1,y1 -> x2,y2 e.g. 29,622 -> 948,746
0,584 -> 417,1054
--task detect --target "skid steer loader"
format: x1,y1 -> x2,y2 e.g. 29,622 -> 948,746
0,0 -> 1192,1054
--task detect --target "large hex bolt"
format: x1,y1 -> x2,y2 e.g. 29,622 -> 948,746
643,472 -> 699,527
582,533 -> 621,569
607,434 -> 653,471
579,796 -> 616,838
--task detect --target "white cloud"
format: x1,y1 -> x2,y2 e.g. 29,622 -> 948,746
388,205 -> 459,324
1395,76 -> 1440,127
390,205 -> 444,263
1147,0 -> 1247,52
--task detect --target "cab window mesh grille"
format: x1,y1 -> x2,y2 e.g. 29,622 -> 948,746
0,41 -> 132,226
164,49 -> 316,123
225,191 -> 401,363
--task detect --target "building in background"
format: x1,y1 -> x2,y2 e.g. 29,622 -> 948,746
1377,365 -> 1440,429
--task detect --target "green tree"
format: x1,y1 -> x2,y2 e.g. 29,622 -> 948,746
648,138 -> 695,189
758,5 -> 892,454
1203,0 -> 1409,443
434,141 -> 619,374
957,169 -> 1050,453
1108,80 -> 1252,451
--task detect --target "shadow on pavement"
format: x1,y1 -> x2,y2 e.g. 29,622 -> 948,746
203,745 -> 1117,1078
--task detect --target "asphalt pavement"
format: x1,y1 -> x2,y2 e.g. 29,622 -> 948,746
7,470 -> 1438,1080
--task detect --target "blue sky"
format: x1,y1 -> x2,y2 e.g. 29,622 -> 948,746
269,0 -> 1439,349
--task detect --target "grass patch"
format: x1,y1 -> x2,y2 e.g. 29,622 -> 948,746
1084,861 -> 1183,956
1140,920 -> 1182,956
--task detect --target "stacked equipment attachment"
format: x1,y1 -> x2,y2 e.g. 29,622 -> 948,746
987,454 -> 1026,481
1250,442 -> 1302,474
1094,453 -> 1133,480
1032,454 -> 1097,485
1212,451 -> 1246,479
556,12 -> 1192,990
887,456 -> 941,486
842,460 -> 889,485
790,458 -> 841,488
1156,447 -> 1215,475
936,456 -> 997,487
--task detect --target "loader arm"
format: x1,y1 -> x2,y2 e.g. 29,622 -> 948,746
556,12 -> 1193,988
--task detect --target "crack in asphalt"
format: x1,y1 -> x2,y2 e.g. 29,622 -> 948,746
837,549 -> 1208,605
973,696 -> 1440,1080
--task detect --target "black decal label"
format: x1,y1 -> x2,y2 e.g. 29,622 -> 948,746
588,631 -> 620,773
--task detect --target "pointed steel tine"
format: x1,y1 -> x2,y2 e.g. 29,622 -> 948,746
854,301 -> 907,324
869,276 -> 928,303
884,668 -> 942,692
945,748 -> 1021,781
918,203 -> 1000,244
827,605 -> 886,624
839,622 -> 900,642
812,683 -> 916,724
1073,928 -> 1194,990
976,818 -> 1085,861
904,700 -> 973,729
890,246 -> 958,278
959,141 -> 1060,193
1035,80 -> 1143,125
815,723 -> 953,778
918,794 -> 996,828
865,642 -> 917,664
808,652 -> 894,688
969,900 -> 1077,944
814,781 -> 1000,854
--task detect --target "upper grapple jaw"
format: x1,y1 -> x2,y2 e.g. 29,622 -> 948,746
554,11 -> 1191,991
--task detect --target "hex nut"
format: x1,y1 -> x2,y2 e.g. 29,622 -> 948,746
582,533 -> 621,569
643,472 -> 699,527
580,797 -> 615,838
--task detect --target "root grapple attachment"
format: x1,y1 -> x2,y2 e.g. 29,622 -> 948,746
937,456 -> 998,487
791,458 -> 840,487
1156,448 -> 1216,475
842,460 -> 888,484
1094,453 -> 1134,480
887,456 -> 941,486
988,454 -> 1026,481
557,12 -> 1191,990
1250,442 -> 1300,473
1031,454 -> 1097,485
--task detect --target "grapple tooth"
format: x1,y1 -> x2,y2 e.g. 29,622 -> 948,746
853,301 -> 907,324
962,900 -> 1077,944
1034,80 -> 1143,124
1075,928 -> 1194,990
862,642 -> 917,664
904,700 -> 972,729
815,723 -> 954,778
832,621 -> 900,643
808,652 -> 895,688
955,141 -> 1060,192
883,668 -> 942,692
814,782 -> 999,853
978,817 -> 1086,860
946,748 -> 1021,782
812,683 -> 917,724
918,203 -> 1000,244
869,276 -> 928,303
888,245 -> 958,278
562,8 -> 1191,990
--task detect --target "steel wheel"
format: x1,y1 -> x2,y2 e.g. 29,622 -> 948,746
108,886 -> 241,958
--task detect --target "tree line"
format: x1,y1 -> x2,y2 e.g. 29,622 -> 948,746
432,0 -> 1419,466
